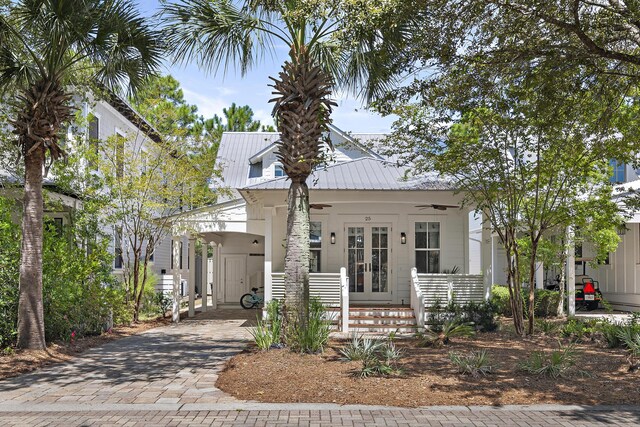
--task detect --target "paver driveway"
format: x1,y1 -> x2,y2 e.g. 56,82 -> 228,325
0,309 -> 255,407
1,308 -> 639,426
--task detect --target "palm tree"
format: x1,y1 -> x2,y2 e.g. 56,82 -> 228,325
0,0 -> 161,349
161,0 -> 409,327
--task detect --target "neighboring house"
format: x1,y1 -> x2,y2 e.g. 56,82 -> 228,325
486,161 -> 640,312
166,125 -> 493,329
0,92 -> 192,289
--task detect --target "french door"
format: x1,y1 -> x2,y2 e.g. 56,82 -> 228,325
346,224 -> 391,301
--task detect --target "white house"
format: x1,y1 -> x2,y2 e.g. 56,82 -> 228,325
165,125 -> 492,330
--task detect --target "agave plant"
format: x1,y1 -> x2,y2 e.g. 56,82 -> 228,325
422,319 -> 475,347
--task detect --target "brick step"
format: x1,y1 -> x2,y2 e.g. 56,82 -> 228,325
349,315 -> 416,320
348,323 -> 418,329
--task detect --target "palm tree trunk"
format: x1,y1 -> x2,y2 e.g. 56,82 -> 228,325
17,145 -> 46,349
284,179 -> 310,328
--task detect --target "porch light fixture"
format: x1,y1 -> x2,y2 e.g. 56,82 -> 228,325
401,232 -> 407,245
617,225 -> 628,236
330,232 -> 336,244
252,239 -> 259,245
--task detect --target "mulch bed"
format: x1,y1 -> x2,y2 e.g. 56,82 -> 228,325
0,317 -> 170,380
217,324 -> 640,407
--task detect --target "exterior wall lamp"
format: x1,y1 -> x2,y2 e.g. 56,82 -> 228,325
401,232 -> 407,244
330,232 -> 336,244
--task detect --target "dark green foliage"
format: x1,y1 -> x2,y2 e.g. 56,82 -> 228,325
285,297 -> 332,354
519,342 -> 581,379
153,292 -> 173,319
427,298 -> 497,332
0,196 -> 126,347
561,318 -> 598,342
0,198 -> 20,347
491,285 -> 560,318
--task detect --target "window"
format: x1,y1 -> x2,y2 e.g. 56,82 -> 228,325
179,241 -> 183,270
309,221 -> 322,273
249,161 -> 263,178
610,159 -> 625,183
116,131 -> 125,179
415,222 -> 440,273
274,163 -> 285,177
88,116 -> 99,169
114,227 -> 123,269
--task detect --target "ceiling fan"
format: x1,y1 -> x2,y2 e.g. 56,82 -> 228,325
310,203 -> 333,210
415,204 -> 459,211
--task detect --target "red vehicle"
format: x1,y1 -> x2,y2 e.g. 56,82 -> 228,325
576,277 -> 602,311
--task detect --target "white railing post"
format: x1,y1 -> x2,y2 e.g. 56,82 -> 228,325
447,275 -> 454,303
340,267 -> 349,333
410,267 -> 425,329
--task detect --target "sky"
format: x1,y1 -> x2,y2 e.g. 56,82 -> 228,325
136,0 -> 396,133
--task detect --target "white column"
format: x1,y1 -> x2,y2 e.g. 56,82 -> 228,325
201,241 -> 208,312
481,213 -> 493,301
172,235 -> 181,323
213,243 -> 221,309
463,209 -> 470,274
567,226 -> 576,316
263,207 -> 274,307
535,261 -> 544,290
188,237 -> 196,317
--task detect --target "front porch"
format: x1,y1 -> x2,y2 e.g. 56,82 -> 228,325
267,268 -> 488,333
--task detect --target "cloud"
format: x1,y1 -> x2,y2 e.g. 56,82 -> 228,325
181,87 -> 229,118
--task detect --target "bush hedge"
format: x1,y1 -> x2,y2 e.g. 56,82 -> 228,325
490,285 -> 561,318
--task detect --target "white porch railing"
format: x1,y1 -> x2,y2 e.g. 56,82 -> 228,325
410,268 -> 425,328
271,270 -> 349,332
417,273 -> 485,307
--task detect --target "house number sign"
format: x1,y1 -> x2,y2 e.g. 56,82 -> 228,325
364,216 -> 371,221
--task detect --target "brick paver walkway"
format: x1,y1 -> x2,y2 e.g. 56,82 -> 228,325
0,309 -> 255,407
1,308 -> 638,426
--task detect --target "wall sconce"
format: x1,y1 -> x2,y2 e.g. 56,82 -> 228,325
330,232 -> 336,244
400,232 -> 407,244
252,239 -> 259,245
617,225 -> 628,236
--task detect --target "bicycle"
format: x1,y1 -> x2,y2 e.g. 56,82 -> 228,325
240,287 -> 264,309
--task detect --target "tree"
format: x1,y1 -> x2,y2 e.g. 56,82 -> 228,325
97,130 -> 215,322
161,0 -> 412,328
383,59 -> 637,334
196,103 -> 275,142
0,0 -> 161,349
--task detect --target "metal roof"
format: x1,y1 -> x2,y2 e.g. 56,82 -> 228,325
242,158 -> 453,191
217,132 -> 279,189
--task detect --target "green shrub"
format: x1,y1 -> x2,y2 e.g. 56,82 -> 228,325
249,299 -> 283,350
519,342 -> 580,378
561,318 -> 597,342
490,285 -> 515,317
420,319 -> 475,347
597,320 -> 626,348
285,297 -> 332,353
536,319 -> 560,335
346,337 -> 403,378
426,299 -> 497,332
449,349 -> 493,377
340,334 -> 382,361
0,196 -> 125,346
491,285 -> 560,318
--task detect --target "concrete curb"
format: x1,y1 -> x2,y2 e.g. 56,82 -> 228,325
1,402 -> 639,413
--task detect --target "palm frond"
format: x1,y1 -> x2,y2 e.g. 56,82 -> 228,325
161,0 -> 289,76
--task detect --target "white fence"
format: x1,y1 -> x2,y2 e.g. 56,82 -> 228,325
417,273 -> 485,306
271,272 -> 342,307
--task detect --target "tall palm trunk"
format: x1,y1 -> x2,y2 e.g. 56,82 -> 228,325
284,180 -> 310,326
13,80 -> 71,349
17,145 -> 46,349
270,46 -> 335,328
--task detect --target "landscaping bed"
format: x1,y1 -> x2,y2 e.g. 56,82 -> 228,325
0,317 -> 170,380
217,321 -> 639,407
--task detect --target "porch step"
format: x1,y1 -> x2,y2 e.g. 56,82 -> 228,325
340,306 -> 418,334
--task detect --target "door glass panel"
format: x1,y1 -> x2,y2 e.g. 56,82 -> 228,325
348,227 -> 365,293
428,222 -> 440,248
371,227 -> 388,293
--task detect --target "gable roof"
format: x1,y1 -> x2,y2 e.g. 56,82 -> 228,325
246,124 -> 383,164
217,132 -> 279,189
241,158 -> 453,191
